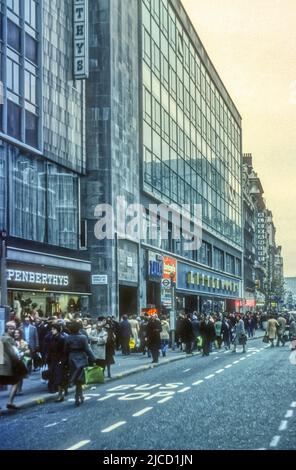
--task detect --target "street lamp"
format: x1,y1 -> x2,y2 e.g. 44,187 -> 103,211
170,272 -> 176,351
0,229 -> 8,307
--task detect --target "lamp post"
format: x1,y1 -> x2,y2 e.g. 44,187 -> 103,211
0,229 -> 8,307
170,272 -> 176,350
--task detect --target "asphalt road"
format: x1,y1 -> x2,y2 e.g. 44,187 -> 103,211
1,338 -> 295,451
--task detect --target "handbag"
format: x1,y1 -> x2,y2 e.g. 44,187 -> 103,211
262,334 -> 269,343
12,358 -> 28,378
84,365 -> 104,384
239,334 -> 247,345
42,369 -> 50,381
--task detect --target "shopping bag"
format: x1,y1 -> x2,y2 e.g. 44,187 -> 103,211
129,338 -> 136,350
84,366 -> 104,384
196,336 -> 203,348
262,335 -> 269,344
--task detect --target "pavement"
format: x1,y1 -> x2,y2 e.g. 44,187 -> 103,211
0,330 -> 264,415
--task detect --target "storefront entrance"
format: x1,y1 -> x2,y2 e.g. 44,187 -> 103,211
147,281 -> 161,312
119,285 -> 138,318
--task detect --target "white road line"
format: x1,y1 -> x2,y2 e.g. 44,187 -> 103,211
133,407 -> 153,417
240,358 -> 246,361
85,393 -> 101,397
215,369 -> 224,374
98,395 -> 114,401
66,440 -> 91,450
205,374 -> 215,380
178,387 -> 191,393
233,361 -> 240,364
183,368 -> 191,372
285,410 -> 293,418
101,421 -> 127,433
247,354 -> 252,357
291,402 -> 296,408
44,422 -> 58,428
158,396 -> 173,404
270,436 -> 281,448
279,420 -> 288,431
225,364 -> 232,369
192,379 -> 204,386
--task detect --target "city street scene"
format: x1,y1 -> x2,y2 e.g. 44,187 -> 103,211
0,0 -> 296,455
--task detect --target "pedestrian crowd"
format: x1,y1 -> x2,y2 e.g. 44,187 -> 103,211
1,309 -> 295,411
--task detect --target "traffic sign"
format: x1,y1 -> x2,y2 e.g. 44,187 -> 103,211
161,278 -> 171,288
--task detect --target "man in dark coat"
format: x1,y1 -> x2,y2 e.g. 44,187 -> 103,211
119,315 -> 133,355
179,314 -> 195,354
146,315 -> 162,363
199,315 -> 216,356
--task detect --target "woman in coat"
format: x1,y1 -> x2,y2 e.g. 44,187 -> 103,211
105,320 -> 116,378
89,318 -> 108,368
64,321 -> 95,406
146,315 -> 162,364
46,324 -> 67,402
0,322 -> 27,410
232,315 -> 247,353
266,316 -> 279,347
160,315 -> 170,357
289,316 -> 296,350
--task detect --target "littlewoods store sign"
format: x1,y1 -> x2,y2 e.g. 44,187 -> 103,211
7,270 -> 69,287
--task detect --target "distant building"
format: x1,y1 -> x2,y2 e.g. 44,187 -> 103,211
242,154 -> 284,311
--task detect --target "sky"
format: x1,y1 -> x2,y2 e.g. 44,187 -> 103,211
182,0 -> 296,276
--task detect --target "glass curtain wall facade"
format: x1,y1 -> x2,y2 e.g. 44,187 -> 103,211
0,0 -> 85,250
0,0 -> 40,147
141,0 -> 242,249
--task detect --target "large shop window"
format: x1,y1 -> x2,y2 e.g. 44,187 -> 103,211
9,149 -> 46,242
47,164 -> 78,249
7,145 -> 79,249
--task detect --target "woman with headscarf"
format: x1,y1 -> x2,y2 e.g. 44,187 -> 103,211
64,321 -> 95,406
0,322 -> 28,410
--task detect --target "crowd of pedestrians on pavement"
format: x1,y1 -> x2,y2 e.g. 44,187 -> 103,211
1,309 -> 295,411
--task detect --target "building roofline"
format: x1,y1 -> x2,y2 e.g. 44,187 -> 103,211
170,0 -> 242,125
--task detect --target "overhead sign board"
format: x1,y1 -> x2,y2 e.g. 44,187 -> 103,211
73,0 -> 89,79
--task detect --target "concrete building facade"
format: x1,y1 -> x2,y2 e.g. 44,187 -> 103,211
84,0 -> 244,317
